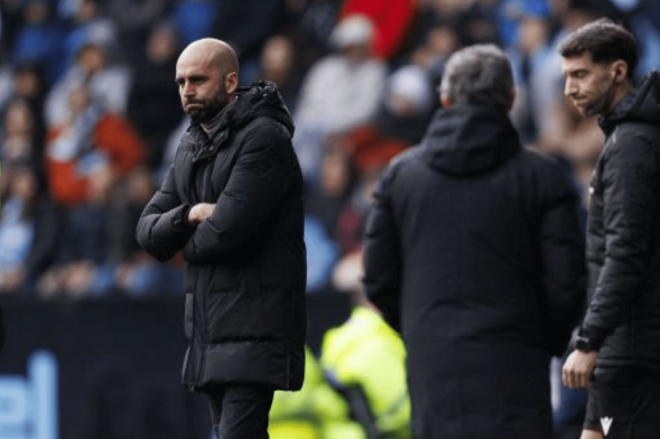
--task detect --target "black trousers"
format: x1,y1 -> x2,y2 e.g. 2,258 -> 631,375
205,384 -> 275,439
584,366 -> 660,439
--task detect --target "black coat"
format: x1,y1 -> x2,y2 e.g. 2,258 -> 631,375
580,71 -> 660,371
136,81 -> 306,391
363,104 -> 585,439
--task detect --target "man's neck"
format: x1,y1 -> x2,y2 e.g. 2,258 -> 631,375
607,80 -> 634,115
200,107 -> 225,138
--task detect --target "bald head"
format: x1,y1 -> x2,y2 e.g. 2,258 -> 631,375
178,38 -> 239,77
175,38 -> 240,123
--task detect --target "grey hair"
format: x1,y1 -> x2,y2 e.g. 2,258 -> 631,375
439,44 -> 514,112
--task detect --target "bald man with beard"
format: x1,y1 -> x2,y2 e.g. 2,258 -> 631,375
136,38 -> 307,439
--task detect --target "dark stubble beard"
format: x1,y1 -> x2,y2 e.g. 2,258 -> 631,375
188,88 -> 231,124
583,77 -> 618,117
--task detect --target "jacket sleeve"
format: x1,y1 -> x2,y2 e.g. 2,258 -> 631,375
538,162 -> 586,356
182,122 -> 296,263
362,164 -> 402,331
581,133 -> 660,348
135,164 -> 194,262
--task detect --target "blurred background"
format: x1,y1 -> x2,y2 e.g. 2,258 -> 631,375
0,0 -> 658,438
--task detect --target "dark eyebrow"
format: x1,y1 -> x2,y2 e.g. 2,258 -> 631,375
568,68 -> 589,77
175,74 -> 208,85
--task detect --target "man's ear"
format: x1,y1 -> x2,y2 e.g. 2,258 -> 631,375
611,60 -> 628,84
225,71 -> 239,95
440,94 -> 452,109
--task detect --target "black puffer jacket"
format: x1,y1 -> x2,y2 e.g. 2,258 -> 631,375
580,71 -> 660,371
136,81 -> 306,391
363,104 -> 585,439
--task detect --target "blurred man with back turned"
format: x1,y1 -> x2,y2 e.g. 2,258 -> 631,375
362,44 -> 585,439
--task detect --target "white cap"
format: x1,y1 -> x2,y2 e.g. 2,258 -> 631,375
386,64 -> 434,115
329,14 -> 374,49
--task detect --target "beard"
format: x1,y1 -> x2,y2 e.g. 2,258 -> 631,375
185,88 -> 231,124
581,77 -> 618,117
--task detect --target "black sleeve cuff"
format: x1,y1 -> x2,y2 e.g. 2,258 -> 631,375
173,204 -> 194,228
575,335 -> 598,352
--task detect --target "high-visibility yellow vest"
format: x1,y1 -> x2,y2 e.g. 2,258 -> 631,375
321,306 -> 411,439
269,346 -> 366,439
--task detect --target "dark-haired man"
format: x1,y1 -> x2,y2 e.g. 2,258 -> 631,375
560,18 -> 660,439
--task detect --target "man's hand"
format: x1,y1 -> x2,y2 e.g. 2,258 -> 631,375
562,349 -> 598,389
187,203 -> 216,225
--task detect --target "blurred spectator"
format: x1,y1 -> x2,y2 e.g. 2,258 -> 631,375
112,166 -> 184,297
454,0 -> 502,46
498,0 -> 552,47
157,114 -> 189,181
289,0 -> 344,62
45,24 -> 131,128
303,146 -> 354,293
106,0 -> 171,62
0,162 -> 59,296
0,61 -> 48,130
60,0 -> 122,69
269,345 -> 366,439
258,33 -> 305,113
410,0 -> 495,49
211,0 -> 288,83
36,162 -> 118,300
13,61 -> 47,112
126,21 -> 182,169
322,253 -> 412,439
314,63 -> 434,262
407,22 -> 460,89
334,165 -> 380,257
293,13 -> 386,180
0,60 -> 14,113
0,96 -> 44,171
108,167 -> 153,265
305,146 -> 356,240
304,214 -> 340,293
44,82 -> 146,207
12,0 -> 67,85
108,0 -> 171,34
506,0 -> 554,143
338,0 -> 418,61
331,63 -> 436,166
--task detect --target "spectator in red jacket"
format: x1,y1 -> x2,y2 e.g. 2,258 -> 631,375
44,82 -> 146,207
339,0 -> 418,61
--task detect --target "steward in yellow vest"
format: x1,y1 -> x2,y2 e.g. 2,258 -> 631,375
321,304 -> 411,439
269,345 -> 366,439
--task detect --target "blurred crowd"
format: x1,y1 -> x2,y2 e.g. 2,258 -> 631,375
0,0 -> 659,301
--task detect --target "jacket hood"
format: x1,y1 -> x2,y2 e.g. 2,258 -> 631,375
420,104 -> 520,176
599,70 -> 660,136
190,80 -> 295,139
